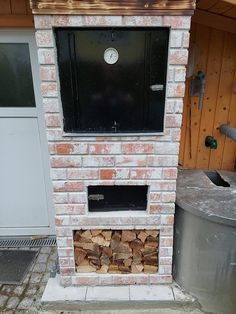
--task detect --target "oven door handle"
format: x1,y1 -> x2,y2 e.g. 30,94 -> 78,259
150,84 -> 164,92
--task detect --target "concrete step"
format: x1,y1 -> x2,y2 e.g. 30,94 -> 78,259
41,275 -> 200,312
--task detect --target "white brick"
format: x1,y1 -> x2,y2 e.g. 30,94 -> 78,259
36,30 -> 54,47
154,143 -> 179,155
170,30 -> 182,48
43,98 -> 60,113
83,16 -> 122,26
175,67 -> 186,82
53,192 -> 68,203
69,16 -> 83,26
38,49 -> 55,65
68,193 -> 87,203
122,16 -> 162,26
34,15 -> 52,29
51,169 -> 66,180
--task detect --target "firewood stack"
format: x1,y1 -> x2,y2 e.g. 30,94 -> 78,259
74,229 -> 159,274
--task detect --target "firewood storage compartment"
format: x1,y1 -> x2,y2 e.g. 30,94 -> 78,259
74,229 -> 159,274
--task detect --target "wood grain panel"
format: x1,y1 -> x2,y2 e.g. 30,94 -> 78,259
26,0 -> 32,14
0,0 -> 33,28
30,0 -> 196,15
197,0 -> 219,10
182,23 -> 211,169
197,0 -> 236,19
180,22 -> 236,171
209,32 -> 236,169
179,23 -> 196,167
0,15 -> 34,27
196,29 -> 224,169
223,6 -> 236,17
10,0 -> 27,14
192,10 -> 236,34
210,2 -> 234,14
0,0 -> 11,14
221,72 -> 236,170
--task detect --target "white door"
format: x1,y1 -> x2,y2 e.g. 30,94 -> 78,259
0,30 -> 54,236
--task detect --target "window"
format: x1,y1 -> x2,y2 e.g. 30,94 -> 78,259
56,27 -> 169,133
0,43 -> 35,107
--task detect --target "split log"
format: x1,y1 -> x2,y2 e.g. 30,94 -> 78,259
146,230 -> 159,237
74,248 -> 87,265
121,230 -> 136,242
113,242 -> 132,254
124,258 -> 132,267
80,230 -> 92,239
112,231 -> 121,240
110,238 -> 120,250
77,265 -> 97,273
144,265 -> 158,273
102,230 -> 112,240
75,242 -> 100,253
100,254 -> 110,265
113,253 -> 131,261
96,264 -> 108,273
108,264 -> 120,273
132,251 -> 142,265
102,247 -> 113,258
131,264 -> 144,273
91,235 -> 109,246
91,229 -> 102,236
138,231 -> 148,243
118,266 -> 131,273
129,239 -> 143,250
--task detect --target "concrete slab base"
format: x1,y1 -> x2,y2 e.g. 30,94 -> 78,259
41,275 -> 198,312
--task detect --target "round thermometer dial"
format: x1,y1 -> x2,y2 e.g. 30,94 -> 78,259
104,47 -> 119,65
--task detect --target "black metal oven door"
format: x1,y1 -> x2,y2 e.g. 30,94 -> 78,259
56,27 -> 169,133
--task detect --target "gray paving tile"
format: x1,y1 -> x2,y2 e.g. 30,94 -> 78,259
17,297 -> 33,309
130,285 -> 174,301
13,285 -> 26,296
86,286 -> 130,301
30,273 -> 43,284
33,263 -> 47,273
6,296 -> 20,309
41,276 -> 86,302
0,294 -> 8,307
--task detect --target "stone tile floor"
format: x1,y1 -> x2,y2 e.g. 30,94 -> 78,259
0,246 -> 57,314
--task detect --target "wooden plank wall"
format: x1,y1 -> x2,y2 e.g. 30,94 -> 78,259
0,0 -> 33,27
179,22 -> 236,171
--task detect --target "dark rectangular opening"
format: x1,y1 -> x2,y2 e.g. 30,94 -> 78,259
88,185 -> 148,212
204,171 -> 230,187
55,27 -> 169,133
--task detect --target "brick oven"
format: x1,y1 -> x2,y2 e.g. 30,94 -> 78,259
31,0 -> 195,287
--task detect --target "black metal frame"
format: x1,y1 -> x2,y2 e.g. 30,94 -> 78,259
88,185 -> 148,212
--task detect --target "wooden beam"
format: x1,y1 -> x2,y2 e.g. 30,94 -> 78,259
30,0 -> 196,15
0,15 -> 34,27
192,9 -> 236,33
222,0 -> 236,5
